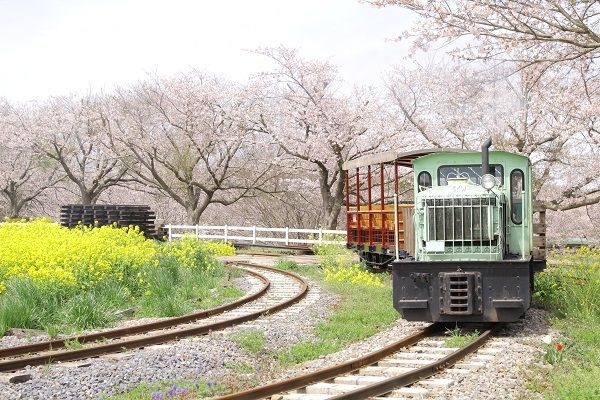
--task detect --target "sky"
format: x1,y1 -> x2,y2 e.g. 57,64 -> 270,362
0,0 -> 414,102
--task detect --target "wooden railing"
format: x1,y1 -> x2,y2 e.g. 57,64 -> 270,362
164,225 -> 347,246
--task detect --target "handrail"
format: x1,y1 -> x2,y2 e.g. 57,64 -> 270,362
164,224 -> 346,246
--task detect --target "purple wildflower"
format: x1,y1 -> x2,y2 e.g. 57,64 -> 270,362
166,384 -> 177,397
150,391 -> 163,400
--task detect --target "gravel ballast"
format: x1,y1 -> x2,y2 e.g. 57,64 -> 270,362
0,256 -> 555,400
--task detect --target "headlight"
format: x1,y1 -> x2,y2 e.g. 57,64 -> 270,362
481,174 -> 496,190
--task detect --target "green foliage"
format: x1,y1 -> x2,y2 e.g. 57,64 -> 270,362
228,329 -> 266,354
311,235 -> 348,257
443,326 -> 479,348
278,341 -> 339,366
63,290 -> 117,330
535,247 -> 600,319
63,338 -> 83,350
544,340 -> 566,365
531,248 -> 600,398
105,379 -> 224,399
273,259 -> 301,271
0,277 -> 65,336
313,241 -> 384,287
545,366 -> 600,399
277,250 -> 397,367
224,361 -> 255,374
0,220 -> 239,335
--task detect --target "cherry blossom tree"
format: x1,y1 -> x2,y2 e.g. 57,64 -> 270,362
385,59 -> 600,211
110,71 -> 280,224
221,174 -> 325,228
374,1 -> 600,215
0,99 -> 62,218
250,47 -> 390,229
32,94 -> 128,205
370,0 -> 600,65
385,61 -> 508,150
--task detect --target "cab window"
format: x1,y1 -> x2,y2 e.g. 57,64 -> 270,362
510,169 -> 524,224
438,164 -> 503,186
417,171 -> 432,191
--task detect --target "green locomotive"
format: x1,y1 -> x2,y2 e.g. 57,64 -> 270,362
344,139 -> 546,322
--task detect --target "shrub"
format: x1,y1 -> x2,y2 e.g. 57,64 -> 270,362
0,220 -> 236,334
534,247 -> 600,320
313,242 -> 384,287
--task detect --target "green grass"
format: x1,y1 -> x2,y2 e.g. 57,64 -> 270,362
105,379 -> 225,399
277,280 -> 396,365
530,247 -> 600,398
63,338 -> 83,350
274,252 -> 398,366
442,326 -> 480,348
229,329 -> 267,354
224,361 -> 256,374
107,249 -> 398,399
273,259 -> 304,272
0,240 -> 241,336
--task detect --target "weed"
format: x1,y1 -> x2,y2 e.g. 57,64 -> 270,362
544,341 -> 566,365
531,248 -> 600,397
224,361 -> 255,374
63,338 -> 83,350
228,329 -> 266,354
105,379 -> 224,399
274,259 -> 301,271
443,326 -> 480,348
278,341 -> 339,366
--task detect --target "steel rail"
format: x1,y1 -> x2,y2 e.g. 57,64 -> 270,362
0,264 -> 269,358
0,263 -> 308,373
214,323 -> 444,400
329,323 -> 503,399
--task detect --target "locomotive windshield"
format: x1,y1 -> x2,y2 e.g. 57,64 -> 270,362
438,164 -> 503,186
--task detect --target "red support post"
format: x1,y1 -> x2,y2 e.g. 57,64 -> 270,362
345,170 -> 351,242
380,163 -> 386,248
394,160 -> 399,248
356,167 -> 361,244
368,165 -> 373,246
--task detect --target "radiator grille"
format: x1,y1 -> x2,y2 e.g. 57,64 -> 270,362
424,197 -> 497,244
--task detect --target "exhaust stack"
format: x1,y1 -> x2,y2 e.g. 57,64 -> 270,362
481,138 -> 492,175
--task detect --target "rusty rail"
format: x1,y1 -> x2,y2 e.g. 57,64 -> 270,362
0,263 -> 308,372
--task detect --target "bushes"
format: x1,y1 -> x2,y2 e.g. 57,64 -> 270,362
0,219 -> 157,295
313,241 -> 384,287
0,220 -> 237,335
534,247 -> 600,320
532,247 -> 600,398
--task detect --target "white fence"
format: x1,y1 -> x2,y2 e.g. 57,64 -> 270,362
164,225 -> 347,246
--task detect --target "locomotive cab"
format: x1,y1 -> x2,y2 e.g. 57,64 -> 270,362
397,149 -> 538,322
344,140 -> 546,323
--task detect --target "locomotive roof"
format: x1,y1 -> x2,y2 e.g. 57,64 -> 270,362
342,148 -> 469,170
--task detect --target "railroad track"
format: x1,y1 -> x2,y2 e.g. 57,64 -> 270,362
216,323 -> 503,400
0,263 -> 308,373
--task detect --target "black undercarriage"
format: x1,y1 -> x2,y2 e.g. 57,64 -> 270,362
391,258 -> 534,323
